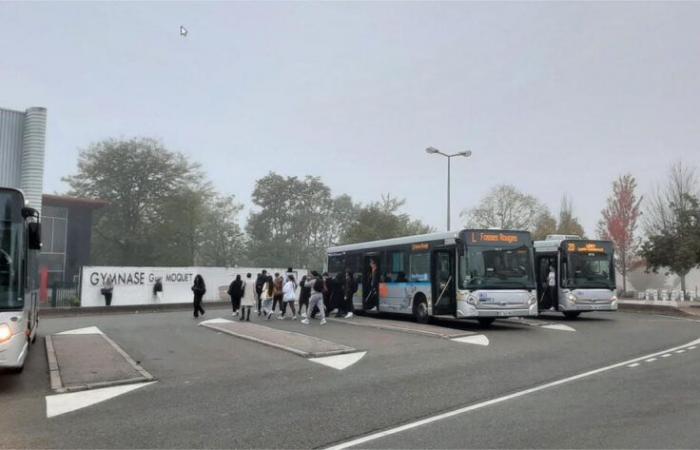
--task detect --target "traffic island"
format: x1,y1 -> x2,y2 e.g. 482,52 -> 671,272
45,327 -> 155,393
327,315 -> 477,339
200,318 -> 358,357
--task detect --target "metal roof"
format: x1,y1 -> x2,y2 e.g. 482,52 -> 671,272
327,230 -> 461,253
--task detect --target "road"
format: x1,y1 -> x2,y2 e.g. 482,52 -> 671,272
1,308 -> 698,449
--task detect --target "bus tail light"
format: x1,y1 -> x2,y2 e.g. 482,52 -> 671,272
0,324 -> 12,343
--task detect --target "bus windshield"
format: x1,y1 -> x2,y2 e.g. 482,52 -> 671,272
459,245 -> 535,290
0,191 -> 24,310
565,252 -> 615,289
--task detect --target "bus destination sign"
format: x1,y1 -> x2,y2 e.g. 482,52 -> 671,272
411,243 -> 430,251
468,232 -> 520,245
567,242 -> 606,254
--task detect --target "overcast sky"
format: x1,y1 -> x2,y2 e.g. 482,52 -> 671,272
2,1 -> 699,235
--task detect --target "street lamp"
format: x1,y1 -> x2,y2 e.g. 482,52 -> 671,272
425,147 -> 472,230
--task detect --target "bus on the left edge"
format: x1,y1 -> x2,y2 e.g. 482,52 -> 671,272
0,187 -> 41,373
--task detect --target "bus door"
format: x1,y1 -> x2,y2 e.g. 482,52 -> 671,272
362,253 -> 380,310
431,249 -> 455,315
536,254 -> 558,309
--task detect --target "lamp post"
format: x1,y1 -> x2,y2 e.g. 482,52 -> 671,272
425,147 -> 472,230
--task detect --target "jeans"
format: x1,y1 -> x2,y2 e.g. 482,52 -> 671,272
261,298 -> 273,315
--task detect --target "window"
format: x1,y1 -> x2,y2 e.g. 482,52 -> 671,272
328,254 -> 345,275
409,252 -> 430,282
386,251 -> 407,282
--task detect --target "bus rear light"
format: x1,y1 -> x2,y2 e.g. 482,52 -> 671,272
0,324 -> 12,343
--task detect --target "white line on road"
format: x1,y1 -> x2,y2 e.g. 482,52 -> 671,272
645,358 -> 657,362
661,354 -> 672,358
451,335 -> 489,346
46,382 -> 156,418
674,350 -> 686,354
627,363 -> 640,368
540,324 -> 576,332
56,326 -> 103,335
690,346 -> 697,350
325,337 -> 700,450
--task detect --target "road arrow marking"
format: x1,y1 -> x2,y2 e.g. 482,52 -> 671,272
309,351 -> 367,370
541,324 -> 576,332
46,381 -> 156,418
56,326 -> 103,335
451,335 -> 489,346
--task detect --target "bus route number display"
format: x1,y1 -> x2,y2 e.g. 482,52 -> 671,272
567,242 -> 606,253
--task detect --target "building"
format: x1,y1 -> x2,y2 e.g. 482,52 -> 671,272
40,194 -> 108,285
0,106 -> 47,213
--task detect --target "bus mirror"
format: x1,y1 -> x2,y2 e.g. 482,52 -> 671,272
28,222 -> 42,250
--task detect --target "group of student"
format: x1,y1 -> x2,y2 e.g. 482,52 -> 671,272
224,268 -> 359,325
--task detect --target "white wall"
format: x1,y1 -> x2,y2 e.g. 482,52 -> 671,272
80,266 -> 308,307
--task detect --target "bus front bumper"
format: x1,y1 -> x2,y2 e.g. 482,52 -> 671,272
560,299 -> 618,312
456,301 -> 538,318
0,332 -> 28,369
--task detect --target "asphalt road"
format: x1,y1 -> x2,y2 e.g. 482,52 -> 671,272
1,308 -> 698,449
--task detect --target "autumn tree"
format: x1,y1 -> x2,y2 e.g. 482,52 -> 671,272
597,174 -> 643,293
341,195 -> 433,244
556,195 -> 585,237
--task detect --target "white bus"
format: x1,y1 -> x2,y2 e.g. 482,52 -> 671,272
327,229 -> 538,326
0,188 -> 42,372
533,235 -> 618,319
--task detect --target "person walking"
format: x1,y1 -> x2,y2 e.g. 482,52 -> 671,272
153,278 -> 163,303
192,274 -> 206,319
281,274 -> 298,320
547,265 -> 557,310
261,275 -> 275,320
298,275 -> 311,319
342,269 -> 357,319
273,273 -> 284,319
255,270 -> 267,315
301,272 -> 326,325
364,258 -> 380,310
240,273 -> 256,321
332,272 -> 345,318
228,274 -> 244,317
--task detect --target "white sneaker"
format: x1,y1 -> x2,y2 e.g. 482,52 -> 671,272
276,315 -> 284,320
320,319 -> 327,325
301,312 -> 307,319
267,311 -> 273,320
301,319 -> 309,325
292,315 -> 297,320
345,312 -> 353,319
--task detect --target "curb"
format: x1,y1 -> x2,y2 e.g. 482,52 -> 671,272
326,317 -> 475,339
618,303 -> 699,318
40,301 -> 232,317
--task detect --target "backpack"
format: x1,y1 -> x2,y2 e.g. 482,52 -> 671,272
313,278 -> 324,293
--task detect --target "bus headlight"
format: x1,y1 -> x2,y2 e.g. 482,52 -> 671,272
528,293 -> 537,305
467,295 -> 478,305
567,293 -> 578,304
610,295 -> 618,302
0,324 -> 12,343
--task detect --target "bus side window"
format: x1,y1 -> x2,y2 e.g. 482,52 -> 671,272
409,252 -> 430,282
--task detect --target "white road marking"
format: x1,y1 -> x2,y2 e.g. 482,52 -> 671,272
46,382 -> 156,418
690,346 -> 697,350
56,326 -> 103,335
309,351 -> 367,370
627,363 -> 640,368
199,318 -> 235,325
325,337 -> 700,450
674,350 -> 686,354
540,324 -> 576,332
451,335 -> 489,346
661,354 -> 672,358
645,358 -> 657,362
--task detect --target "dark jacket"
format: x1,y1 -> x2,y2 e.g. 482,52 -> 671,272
192,276 -> 206,299
228,279 -> 243,300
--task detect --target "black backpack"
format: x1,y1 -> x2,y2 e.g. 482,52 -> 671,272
313,278 -> 324,293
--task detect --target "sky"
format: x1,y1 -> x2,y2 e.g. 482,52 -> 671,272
1,1 -> 699,235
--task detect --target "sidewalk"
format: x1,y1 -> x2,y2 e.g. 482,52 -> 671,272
618,299 -> 700,318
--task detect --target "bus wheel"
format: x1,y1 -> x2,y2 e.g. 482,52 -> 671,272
413,297 -> 429,324
478,318 -> 495,328
563,311 -> 581,320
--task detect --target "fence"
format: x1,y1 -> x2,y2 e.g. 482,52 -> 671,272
47,281 -> 80,308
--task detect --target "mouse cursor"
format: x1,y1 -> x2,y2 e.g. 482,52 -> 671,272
180,25 -> 188,37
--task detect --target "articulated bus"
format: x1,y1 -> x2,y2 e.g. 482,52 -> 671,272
533,235 -> 618,319
327,229 -> 538,326
0,188 -> 42,372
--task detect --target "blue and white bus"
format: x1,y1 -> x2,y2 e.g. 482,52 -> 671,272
327,229 -> 538,326
0,188 -> 41,372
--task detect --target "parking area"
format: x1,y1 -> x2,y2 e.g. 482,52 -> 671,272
1,308 -> 698,449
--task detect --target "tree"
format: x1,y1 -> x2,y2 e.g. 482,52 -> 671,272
597,174 -> 643,293
461,184 -> 545,231
532,210 -> 557,240
640,163 -> 700,292
198,195 -> 245,267
556,195 -> 585,237
341,195 -> 432,244
64,138 -> 203,265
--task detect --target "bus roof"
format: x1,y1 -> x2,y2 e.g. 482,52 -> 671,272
327,230 -> 461,254
534,236 -> 613,253
327,228 -> 531,254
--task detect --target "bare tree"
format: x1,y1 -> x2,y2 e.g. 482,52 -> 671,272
461,185 -> 545,231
